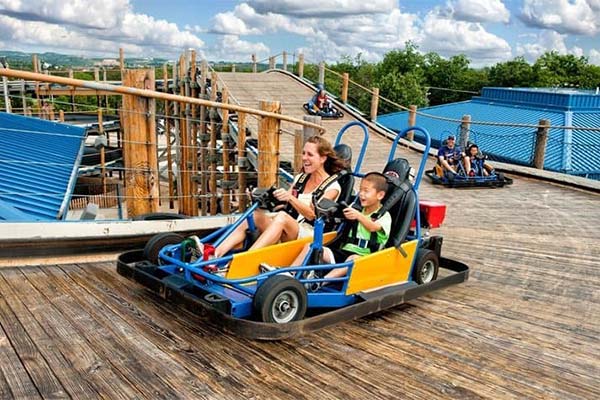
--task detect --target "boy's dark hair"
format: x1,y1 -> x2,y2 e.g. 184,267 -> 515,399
363,172 -> 388,194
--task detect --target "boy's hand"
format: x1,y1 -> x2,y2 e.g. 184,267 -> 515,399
343,207 -> 360,220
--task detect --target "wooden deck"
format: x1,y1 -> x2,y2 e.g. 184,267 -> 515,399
1,72 -> 599,399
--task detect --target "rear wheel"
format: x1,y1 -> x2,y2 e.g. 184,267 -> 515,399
412,249 -> 439,284
254,275 -> 307,323
144,233 -> 184,264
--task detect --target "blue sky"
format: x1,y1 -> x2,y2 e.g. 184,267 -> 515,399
1,0 -> 599,67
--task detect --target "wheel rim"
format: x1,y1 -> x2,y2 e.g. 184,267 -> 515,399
420,260 -> 436,283
271,290 -> 299,323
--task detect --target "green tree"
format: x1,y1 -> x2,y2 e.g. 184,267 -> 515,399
488,56 -> 535,87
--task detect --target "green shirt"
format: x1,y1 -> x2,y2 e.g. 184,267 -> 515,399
342,208 -> 392,256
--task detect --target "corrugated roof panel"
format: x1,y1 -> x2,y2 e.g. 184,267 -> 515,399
0,112 -> 85,221
570,112 -> 600,177
378,101 -> 565,170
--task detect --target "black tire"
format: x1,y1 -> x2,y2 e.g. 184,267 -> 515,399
412,249 -> 439,284
133,212 -> 189,221
143,233 -> 184,264
253,275 -> 307,323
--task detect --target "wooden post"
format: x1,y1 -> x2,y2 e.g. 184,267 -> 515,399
298,54 -> 304,79
294,129 -> 305,174
209,71 -> 219,214
94,67 -> 100,108
231,64 -> 236,73
1,58 -> 11,113
252,54 -> 257,73
407,105 -> 417,141
199,60 -> 208,215
237,112 -> 248,211
98,108 -> 106,194
258,100 -> 281,188
21,79 -> 28,115
282,51 -> 287,71
221,87 -> 231,214
103,68 -> 109,109
269,56 -> 275,70
68,69 -> 75,111
460,114 -> 471,149
189,50 -> 199,215
58,109 -> 64,122
318,62 -> 325,85
533,119 -> 550,169
121,69 -> 159,218
163,63 -> 174,209
119,48 -> 125,70
370,87 -> 379,122
303,115 -> 321,138
341,73 -> 349,104
32,54 -> 40,103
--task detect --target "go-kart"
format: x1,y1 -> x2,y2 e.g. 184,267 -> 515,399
426,148 -> 513,188
303,98 -> 344,119
117,126 -> 469,340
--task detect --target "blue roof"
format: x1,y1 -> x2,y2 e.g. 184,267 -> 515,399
378,87 -> 600,179
0,113 -> 85,221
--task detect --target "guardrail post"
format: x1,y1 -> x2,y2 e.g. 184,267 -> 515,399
533,119 -> 550,169
318,62 -> 325,86
237,112 -> 248,211
282,51 -> 287,71
163,63 -> 174,209
258,100 -> 281,188
231,64 -> 236,72
341,73 -> 349,104
252,54 -> 257,73
370,87 -> 379,122
298,54 -> 304,79
221,87 -> 232,214
209,71 -> 219,214
121,69 -> 159,218
407,105 -> 417,141
460,114 -> 471,149
269,56 -> 275,70
303,115 -> 322,138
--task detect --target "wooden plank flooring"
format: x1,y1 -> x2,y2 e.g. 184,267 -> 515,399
1,72 -> 599,399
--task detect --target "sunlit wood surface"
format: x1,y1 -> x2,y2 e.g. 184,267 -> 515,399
0,71 -> 598,399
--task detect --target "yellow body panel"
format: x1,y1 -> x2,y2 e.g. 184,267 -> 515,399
225,231 -> 337,279
345,239 -> 418,295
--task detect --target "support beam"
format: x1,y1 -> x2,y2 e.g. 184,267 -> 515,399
258,100 -> 281,188
121,69 -> 159,218
533,119 -> 550,169
407,105 -> 417,141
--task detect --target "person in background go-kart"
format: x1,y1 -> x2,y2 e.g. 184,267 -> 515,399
437,135 -> 470,176
213,136 -> 344,258
286,172 -> 392,286
465,143 -> 494,177
310,84 -> 331,112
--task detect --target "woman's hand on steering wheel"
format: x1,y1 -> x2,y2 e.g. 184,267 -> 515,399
273,188 -> 291,202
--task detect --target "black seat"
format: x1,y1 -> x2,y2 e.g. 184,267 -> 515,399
333,144 -> 355,204
379,158 -> 417,248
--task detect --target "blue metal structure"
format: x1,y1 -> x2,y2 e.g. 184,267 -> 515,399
0,112 -> 86,221
377,87 -> 600,180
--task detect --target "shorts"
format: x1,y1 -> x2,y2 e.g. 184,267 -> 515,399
296,221 -> 314,239
323,247 -> 355,264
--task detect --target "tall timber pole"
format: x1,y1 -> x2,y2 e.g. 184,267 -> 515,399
121,69 -> 159,217
258,100 -> 281,188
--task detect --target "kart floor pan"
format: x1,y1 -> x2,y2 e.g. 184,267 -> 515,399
117,250 -> 469,340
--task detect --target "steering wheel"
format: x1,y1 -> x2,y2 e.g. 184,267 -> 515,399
251,186 -> 287,211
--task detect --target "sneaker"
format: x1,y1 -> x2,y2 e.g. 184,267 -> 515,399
468,170 -> 475,177
303,270 -> 321,292
259,262 -> 276,273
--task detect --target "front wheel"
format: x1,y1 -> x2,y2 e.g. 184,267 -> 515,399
412,249 -> 439,284
143,233 -> 184,264
254,275 -> 307,323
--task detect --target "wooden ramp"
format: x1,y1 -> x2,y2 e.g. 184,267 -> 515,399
1,71 -> 599,399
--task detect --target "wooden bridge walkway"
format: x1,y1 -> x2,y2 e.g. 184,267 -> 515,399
0,71 -> 598,399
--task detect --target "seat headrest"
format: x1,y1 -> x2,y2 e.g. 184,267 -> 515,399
383,158 -> 411,186
334,144 -> 352,170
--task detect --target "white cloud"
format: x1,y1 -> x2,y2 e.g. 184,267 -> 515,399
248,0 -> 397,18
420,12 -> 512,65
207,35 -> 269,61
0,0 -> 204,57
589,49 -> 600,65
515,30 -> 586,62
520,0 -> 600,35
449,0 -> 510,23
